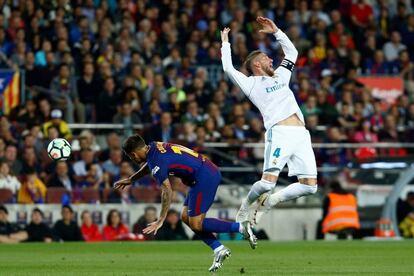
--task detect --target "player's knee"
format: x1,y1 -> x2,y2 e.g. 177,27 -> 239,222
189,219 -> 203,232
262,173 -> 278,183
299,178 -> 318,195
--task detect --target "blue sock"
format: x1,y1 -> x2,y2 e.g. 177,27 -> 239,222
196,231 -> 222,250
202,218 -> 240,233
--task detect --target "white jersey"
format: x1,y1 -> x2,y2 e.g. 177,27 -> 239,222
221,30 -> 304,130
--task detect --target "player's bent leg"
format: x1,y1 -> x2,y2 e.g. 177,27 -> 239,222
236,173 -> 277,223
266,177 -> 317,207
253,177 -> 318,225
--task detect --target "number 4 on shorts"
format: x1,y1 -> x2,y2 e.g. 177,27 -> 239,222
273,148 -> 281,158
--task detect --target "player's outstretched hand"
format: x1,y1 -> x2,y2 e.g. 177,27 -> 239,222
113,178 -> 132,190
220,27 -> 231,43
143,220 -> 163,235
256,16 -> 278,33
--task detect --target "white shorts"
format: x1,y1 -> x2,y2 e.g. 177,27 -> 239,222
263,125 -> 317,178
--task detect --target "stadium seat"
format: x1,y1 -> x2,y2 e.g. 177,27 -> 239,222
131,187 -> 160,203
80,188 -> 100,203
0,189 -> 14,203
46,188 -> 70,204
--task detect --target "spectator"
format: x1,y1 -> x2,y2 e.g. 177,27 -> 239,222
16,99 -> 40,129
47,161 -> 74,191
41,109 -> 72,140
77,62 -> 101,122
102,148 -> 122,177
142,99 -> 162,125
51,63 -> 85,123
102,209 -> 129,241
99,132 -> 122,162
78,163 -> 102,189
17,168 -> 47,204
53,205 -> 84,242
378,114 -> 402,142
25,208 -> 53,242
352,121 -> 378,143
21,146 -> 42,175
0,160 -> 21,199
133,206 -> 157,240
97,77 -> 119,123
156,209 -> 189,241
300,95 -> 321,118
0,205 -> 28,243
112,102 -> 142,138
73,148 -> 103,183
147,112 -> 176,142
80,210 -> 102,242
3,145 -> 22,175
383,31 -> 407,62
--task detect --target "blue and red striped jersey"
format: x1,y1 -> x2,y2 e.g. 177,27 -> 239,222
146,142 -> 215,186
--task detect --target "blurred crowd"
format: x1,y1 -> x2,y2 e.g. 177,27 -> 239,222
0,204 -> 247,243
1,0 -> 414,199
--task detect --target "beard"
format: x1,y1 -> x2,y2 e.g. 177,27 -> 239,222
263,65 -> 274,77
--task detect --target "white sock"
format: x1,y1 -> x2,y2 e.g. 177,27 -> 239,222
214,245 -> 225,253
238,223 -> 244,233
268,182 -> 317,206
246,179 -> 275,204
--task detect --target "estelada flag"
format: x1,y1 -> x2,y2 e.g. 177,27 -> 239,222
0,71 -> 20,115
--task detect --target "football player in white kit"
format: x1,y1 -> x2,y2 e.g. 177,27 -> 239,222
220,17 -> 318,227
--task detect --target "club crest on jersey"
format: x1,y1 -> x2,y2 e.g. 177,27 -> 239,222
272,159 -> 278,166
152,166 -> 160,175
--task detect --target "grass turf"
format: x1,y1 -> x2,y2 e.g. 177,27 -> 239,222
0,240 -> 413,275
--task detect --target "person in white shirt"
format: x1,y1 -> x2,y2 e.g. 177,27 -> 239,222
383,31 -> 407,62
221,17 -> 318,225
0,160 -> 21,196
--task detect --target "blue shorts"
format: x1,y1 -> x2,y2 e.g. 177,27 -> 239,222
184,160 -> 221,217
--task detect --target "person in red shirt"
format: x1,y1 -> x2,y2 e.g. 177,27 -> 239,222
351,0 -> 373,28
102,209 -> 129,241
80,210 -> 102,242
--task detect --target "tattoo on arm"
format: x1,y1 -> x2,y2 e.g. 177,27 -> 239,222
159,180 -> 173,222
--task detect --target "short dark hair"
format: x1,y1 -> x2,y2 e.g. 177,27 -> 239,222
122,134 -> 146,154
62,205 -> 73,213
243,50 -> 263,75
145,206 -> 157,213
32,208 -> 44,218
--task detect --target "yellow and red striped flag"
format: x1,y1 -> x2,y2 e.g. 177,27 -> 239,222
0,71 -> 20,115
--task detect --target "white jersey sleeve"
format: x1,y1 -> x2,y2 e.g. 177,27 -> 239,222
273,30 -> 298,83
221,42 -> 256,97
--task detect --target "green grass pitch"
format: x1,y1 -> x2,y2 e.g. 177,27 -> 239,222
0,241 -> 413,275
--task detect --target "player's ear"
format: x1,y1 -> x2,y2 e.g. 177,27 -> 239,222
253,60 -> 261,71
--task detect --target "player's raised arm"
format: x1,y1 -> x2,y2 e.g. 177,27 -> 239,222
143,179 -> 173,235
113,162 -> 150,190
220,28 -> 255,95
256,16 -> 298,80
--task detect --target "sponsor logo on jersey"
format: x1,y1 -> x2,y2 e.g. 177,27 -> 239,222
265,82 -> 286,93
152,166 -> 160,175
